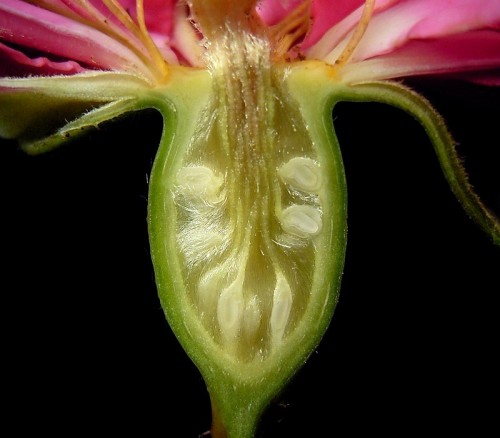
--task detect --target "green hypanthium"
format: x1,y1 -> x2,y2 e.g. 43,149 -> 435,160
148,52 -> 348,436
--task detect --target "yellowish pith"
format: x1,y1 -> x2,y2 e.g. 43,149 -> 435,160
172,24 -> 329,362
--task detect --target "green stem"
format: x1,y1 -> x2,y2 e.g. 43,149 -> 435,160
336,81 -> 500,245
209,395 -> 262,438
210,402 -> 228,438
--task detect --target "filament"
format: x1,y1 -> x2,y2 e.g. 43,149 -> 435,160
36,0 -> 169,81
103,0 -> 168,80
269,0 -> 311,60
335,0 -> 375,67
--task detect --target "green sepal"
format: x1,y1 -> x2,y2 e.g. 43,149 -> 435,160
0,72 -> 151,153
333,80 -> 500,246
20,99 -> 143,155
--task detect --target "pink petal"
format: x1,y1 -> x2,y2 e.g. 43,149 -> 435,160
0,0 -> 153,78
458,70 -> 500,86
351,0 -> 500,62
84,0 -> 177,37
304,0 -> 400,56
131,1 -> 195,66
307,0 -> 500,84
255,0 -> 400,49
306,0 -> 366,48
137,0 -> 176,37
169,3 -> 204,66
340,30 -> 500,84
0,41 -> 86,76
80,1 -> 181,65
256,0 -> 305,25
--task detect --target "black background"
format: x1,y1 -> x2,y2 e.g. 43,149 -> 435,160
1,78 -> 499,436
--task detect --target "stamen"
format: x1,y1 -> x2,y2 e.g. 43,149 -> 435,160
134,0 -> 169,79
103,0 -> 141,37
269,0 -> 311,60
38,0 -> 169,81
334,0 -> 375,67
102,0 -> 168,80
69,0 -> 151,68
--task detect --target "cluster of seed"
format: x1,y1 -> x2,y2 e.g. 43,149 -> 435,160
278,157 -> 323,243
174,155 -> 323,358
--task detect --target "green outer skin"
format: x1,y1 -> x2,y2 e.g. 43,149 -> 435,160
147,64 -> 348,438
